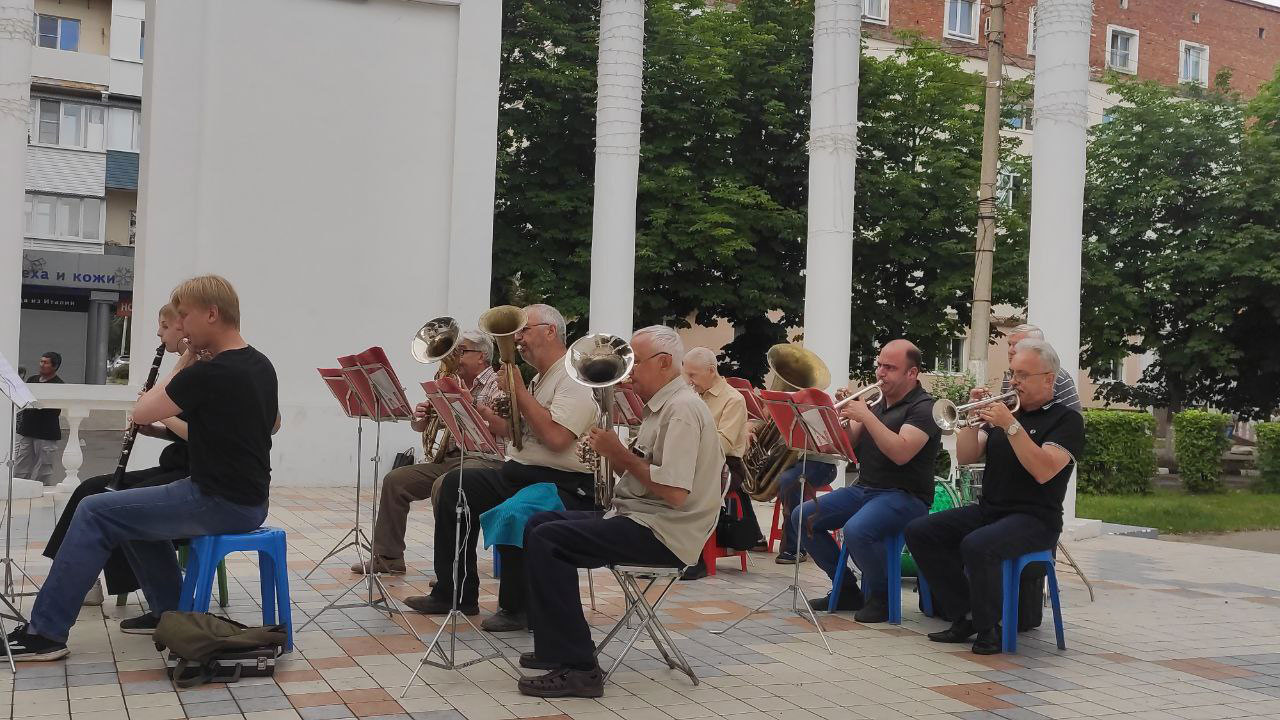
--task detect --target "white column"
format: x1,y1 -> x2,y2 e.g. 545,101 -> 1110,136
0,2 -> 33,364
588,0 -> 644,336
801,0 -> 861,392
56,406 -> 90,491
1026,0 -> 1097,536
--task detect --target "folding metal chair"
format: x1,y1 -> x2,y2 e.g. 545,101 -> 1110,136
592,473 -> 732,685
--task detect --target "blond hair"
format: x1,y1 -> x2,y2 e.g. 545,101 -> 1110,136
170,275 -> 241,329
157,303 -> 178,320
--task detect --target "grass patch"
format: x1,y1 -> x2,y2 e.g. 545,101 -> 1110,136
1078,488 -> 1280,535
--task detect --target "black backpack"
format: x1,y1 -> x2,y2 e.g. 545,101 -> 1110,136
154,612 -> 287,688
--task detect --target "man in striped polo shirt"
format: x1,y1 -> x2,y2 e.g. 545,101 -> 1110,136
1001,324 -> 1081,412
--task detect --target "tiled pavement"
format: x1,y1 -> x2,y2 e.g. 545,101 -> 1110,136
2,486 -> 1280,720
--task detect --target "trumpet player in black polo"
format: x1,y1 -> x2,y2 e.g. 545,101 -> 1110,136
905,338 -> 1084,655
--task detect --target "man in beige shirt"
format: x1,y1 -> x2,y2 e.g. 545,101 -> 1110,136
404,304 -> 598,634
681,347 -> 765,578
515,326 -> 724,699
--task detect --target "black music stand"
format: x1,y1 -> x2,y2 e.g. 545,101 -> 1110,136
402,378 -> 515,691
710,388 -> 854,654
300,350 -> 413,630
0,353 -> 39,672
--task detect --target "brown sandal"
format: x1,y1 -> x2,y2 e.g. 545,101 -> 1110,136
517,667 -> 605,698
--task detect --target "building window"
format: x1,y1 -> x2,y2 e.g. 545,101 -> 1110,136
1107,26 -> 1139,73
933,339 -> 966,374
24,194 -> 102,242
996,170 -> 1019,208
1028,6 -> 1037,55
1261,28 -> 1268,40
1179,41 -> 1209,86
108,107 -> 142,152
864,0 -> 888,24
33,14 -> 79,52
1096,359 -> 1124,383
29,98 -> 105,151
1006,103 -> 1034,131
139,20 -> 145,59
945,0 -> 980,42
1191,12 -> 1200,23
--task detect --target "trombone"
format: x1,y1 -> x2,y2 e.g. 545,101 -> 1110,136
932,389 -> 1021,434
411,316 -> 461,464
565,333 -> 636,509
479,305 -> 528,451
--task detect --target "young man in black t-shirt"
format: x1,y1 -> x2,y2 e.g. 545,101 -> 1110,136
9,276 -> 279,661
905,339 -> 1084,655
14,351 -> 64,486
795,340 -> 942,622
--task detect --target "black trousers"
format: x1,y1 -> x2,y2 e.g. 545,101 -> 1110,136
44,466 -> 187,595
524,510 -> 681,667
904,504 -> 1058,633
430,461 -> 591,608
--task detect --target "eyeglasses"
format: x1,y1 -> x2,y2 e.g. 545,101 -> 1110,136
515,322 -> 553,336
1010,371 -> 1053,383
637,351 -> 671,365
459,349 -> 485,356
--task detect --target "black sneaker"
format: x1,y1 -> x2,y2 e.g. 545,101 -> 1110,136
775,551 -> 808,565
808,586 -> 864,613
6,625 -> 68,662
854,595 -> 889,623
120,613 -> 161,634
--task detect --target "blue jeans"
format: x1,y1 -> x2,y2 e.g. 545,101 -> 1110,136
793,485 -> 927,600
30,478 -> 267,642
776,460 -> 838,555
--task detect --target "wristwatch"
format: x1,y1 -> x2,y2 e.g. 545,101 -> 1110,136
1006,421 -> 1023,436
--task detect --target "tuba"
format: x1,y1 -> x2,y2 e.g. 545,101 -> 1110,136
565,333 -> 635,509
479,305 -> 527,451
740,344 -> 832,502
411,316 -> 461,464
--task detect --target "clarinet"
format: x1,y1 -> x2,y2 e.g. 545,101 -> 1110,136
108,342 -> 168,490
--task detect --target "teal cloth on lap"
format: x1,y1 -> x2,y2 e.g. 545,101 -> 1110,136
479,483 -> 565,549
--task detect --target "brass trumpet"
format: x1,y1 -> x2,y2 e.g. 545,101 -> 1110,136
932,389 -> 1021,434
834,381 -> 884,410
565,333 -> 636,509
411,316 -> 461,464
479,305 -> 527,451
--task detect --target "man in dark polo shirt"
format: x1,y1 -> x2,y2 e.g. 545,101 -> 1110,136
795,339 -> 941,622
905,338 -> 1084,655
14,351 -> 64,486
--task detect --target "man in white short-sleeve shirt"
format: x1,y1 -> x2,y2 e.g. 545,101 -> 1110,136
404,304 -> 599,633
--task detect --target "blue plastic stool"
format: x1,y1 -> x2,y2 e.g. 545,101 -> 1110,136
179,527 -> 292,652
493,548 -> 501,579
828,532 -> 908,624
918,572 -> 933,617
1001,549 -> 1065,653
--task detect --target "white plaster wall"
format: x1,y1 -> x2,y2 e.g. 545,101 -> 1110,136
132,0 -> 501,485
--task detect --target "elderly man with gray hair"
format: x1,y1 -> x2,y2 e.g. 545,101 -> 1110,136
905,338 -> 1084,655
354,329 -> 507,576
1001,324 -> 1081,412
517,326 -> 725,698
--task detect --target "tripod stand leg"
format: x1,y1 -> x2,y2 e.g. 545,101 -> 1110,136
1056,540 -> 1094,602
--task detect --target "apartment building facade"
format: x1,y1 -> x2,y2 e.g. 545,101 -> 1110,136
19,0 -> 144,383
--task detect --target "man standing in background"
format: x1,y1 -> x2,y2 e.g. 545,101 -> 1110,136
14,352 -> 64,486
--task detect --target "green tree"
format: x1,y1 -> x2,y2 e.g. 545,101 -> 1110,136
1077,75 -> 1280,417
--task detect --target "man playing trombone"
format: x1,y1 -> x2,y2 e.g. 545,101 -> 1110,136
404,304 -> 598,634
352,330 -> 504,576
905,339 -> 1084,655
797,339 -> 941,621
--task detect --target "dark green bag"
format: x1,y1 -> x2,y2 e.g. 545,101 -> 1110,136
154,612 -> 286,688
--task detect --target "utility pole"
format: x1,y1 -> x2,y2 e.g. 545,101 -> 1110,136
967,0 -> 1006,386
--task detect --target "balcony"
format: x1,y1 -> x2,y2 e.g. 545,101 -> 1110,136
30,46 -> 110,90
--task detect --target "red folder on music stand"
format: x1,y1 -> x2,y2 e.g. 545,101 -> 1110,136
727,377 -> 766,422
318,368 -> 364,418
422,378 -> 503,458
758,388 -> 856,462
338,347 -> 412,421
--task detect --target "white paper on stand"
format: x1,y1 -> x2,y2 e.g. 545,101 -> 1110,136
0,354 -> 36,409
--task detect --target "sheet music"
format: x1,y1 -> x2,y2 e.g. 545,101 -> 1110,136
0,354 -> 36,409
799,408 -> 833,450
367,367 -> 409,415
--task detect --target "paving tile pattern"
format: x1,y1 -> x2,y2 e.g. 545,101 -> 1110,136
0,488 -> 1277,720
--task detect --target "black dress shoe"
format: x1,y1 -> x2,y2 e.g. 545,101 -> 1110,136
808,586 -> 863,613
853,595 -> 889,624
927,617 -> 976,643
480,609 -> 526,632
972,627 -> 1002,655
680,563 -> 708,581
404,594 -> 478,616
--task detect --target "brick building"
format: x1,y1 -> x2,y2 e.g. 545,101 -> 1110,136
860,0 -> 1280,96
